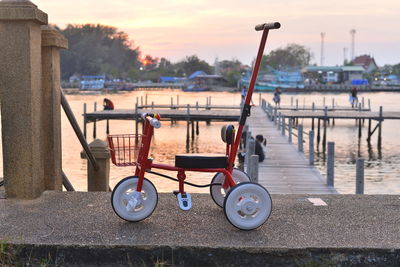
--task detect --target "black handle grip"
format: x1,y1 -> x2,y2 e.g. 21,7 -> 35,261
255,22 -> 281,31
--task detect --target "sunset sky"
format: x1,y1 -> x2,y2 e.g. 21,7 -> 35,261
34,0 -> 400,67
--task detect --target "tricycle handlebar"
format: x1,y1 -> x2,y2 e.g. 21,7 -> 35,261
141,113 -> 161,128
255,22 -> 281,31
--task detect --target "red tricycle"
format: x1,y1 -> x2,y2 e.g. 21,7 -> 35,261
107,22 -> 280,230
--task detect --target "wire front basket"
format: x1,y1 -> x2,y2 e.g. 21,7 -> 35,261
107,134 -> 141,166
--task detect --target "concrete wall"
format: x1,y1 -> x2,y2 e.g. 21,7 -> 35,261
0,1 -> 66,198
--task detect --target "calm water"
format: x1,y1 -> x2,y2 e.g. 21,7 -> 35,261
1,90 -> 399,194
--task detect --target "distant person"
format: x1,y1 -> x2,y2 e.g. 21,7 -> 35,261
273,87 -> 281,107
237,134 -> 266,164
103,98 -> 114,110
255,134 -> 266,162
241,86 -> 247,105
350,87 -> 358,108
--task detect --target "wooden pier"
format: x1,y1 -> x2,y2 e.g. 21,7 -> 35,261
246,106 -> 337,194
83,103 -> 241,139
263,100 -> 400,149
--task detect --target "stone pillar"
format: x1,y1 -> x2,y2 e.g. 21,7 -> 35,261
0,1 -> 48,198
41,25 -> 68,191
81,139 -> 110,191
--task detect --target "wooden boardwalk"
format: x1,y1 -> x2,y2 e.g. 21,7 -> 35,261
246,106 -> 337,194
275,110 -> 400,120
84,108 -> 240,122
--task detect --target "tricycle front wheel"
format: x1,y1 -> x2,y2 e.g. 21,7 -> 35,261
111,176 -> 158,222
210,168 -> 250,207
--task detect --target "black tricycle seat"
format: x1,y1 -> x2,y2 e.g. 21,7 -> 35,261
175,154 -> 228,169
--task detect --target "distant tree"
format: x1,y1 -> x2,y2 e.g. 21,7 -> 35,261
261,43 -> 312,70
175,55 -> 213,76
142,54 -> 158,71
60,24 -> 141,80
219,59 -> 243,86
390,63 -> 400,76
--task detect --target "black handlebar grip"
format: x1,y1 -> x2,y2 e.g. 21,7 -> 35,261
255,22 -> 281,31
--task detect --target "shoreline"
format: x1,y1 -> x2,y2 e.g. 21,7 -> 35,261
62,86 -> 400,95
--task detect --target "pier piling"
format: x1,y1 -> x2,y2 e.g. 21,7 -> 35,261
367,119 -> 372,143
248,154 -> 259,183
246,139 -> 255,174
356,158 -> 365,194
298,124 -> 303,152
378,106 -> 383,148
309,130 -> 314,165
327,142 -> 335,187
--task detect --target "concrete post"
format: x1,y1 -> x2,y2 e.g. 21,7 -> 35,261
327,142 -> 335,186
246,139 -> 255,173
298,124 -> 303,152
277,112 -> 281,130
41,25 -> 68,191
0,1 -> 48,198
81,139 -> 110,191
356,158 -> 364,194
309,130 -> 314,165
248,155 -> 259,183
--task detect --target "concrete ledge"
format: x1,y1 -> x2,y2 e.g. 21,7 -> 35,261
1,192 -> 399,266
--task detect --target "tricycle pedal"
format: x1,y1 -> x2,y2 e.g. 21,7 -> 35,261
177,193 -> 192,211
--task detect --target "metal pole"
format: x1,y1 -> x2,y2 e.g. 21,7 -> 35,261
298,124 -> 303,152
288,118 -> 292,143
60,91 -> 99,171
281,116 -> 285,135
327,142 -> 335,186
93,102 -> 97,139
356,158 -> 364,194
62,170 -> 75,191
83,103 -> 87,139
309,130 -> 314,165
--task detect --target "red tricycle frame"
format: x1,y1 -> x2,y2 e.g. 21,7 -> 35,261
108,22 -> 281,230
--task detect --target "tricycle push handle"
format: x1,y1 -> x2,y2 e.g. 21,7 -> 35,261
141,113 -> 161,128
255,22 -> 281,31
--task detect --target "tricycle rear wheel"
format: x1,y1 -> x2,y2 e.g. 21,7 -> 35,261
210,168 -> 250,207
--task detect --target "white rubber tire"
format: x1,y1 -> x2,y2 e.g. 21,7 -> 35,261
210,169 -> 250,207
111,176 -> 158,222
223,182 -> 272,230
